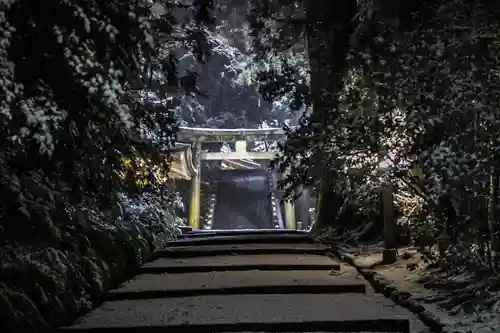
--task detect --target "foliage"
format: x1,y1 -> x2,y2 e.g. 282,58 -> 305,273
169,0 -> 298,129
248,0 -> 500,273
0,191 -> 180,332
0,2 -> 215,329
117,192 -> 185,242
0,0 -> 214,243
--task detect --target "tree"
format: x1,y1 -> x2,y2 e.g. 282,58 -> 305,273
0,0 -> 214,241
248,0 -> 500,271
247,0 -> 358,228
0,1 -> 219,331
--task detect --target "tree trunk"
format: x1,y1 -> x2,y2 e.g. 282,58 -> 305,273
489,164 -> 500,269
305,1 -> 358,229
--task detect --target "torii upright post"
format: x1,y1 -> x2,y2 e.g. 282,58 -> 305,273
294,184 -> 310,229
284,199 -> 296,229
188,141 -> 202,229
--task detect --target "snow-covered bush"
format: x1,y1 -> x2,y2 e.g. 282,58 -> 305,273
0,193 -> 181,333
117,192 -> 186,244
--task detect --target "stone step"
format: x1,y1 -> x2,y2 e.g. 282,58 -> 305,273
59,294 -> 410,332
107,270 -> 365,300
167,231 -> 313,247
155,243 -> 330,259
140,254 -> 340,274
178,229 -> 308,238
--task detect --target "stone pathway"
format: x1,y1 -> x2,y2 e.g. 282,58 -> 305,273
58,231 -> 431,332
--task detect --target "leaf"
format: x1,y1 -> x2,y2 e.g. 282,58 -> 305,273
18,206 -> 31,220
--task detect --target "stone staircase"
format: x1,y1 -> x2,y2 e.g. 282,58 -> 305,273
58,231 -> 415,332
199,168 -> 283,230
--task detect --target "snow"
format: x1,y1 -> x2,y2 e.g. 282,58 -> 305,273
333,242 -> 500,333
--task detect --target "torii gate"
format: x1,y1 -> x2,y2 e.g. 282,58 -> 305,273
176,127 -> 302,230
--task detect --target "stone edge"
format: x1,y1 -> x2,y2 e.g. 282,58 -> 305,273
332,248 -> 446,333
